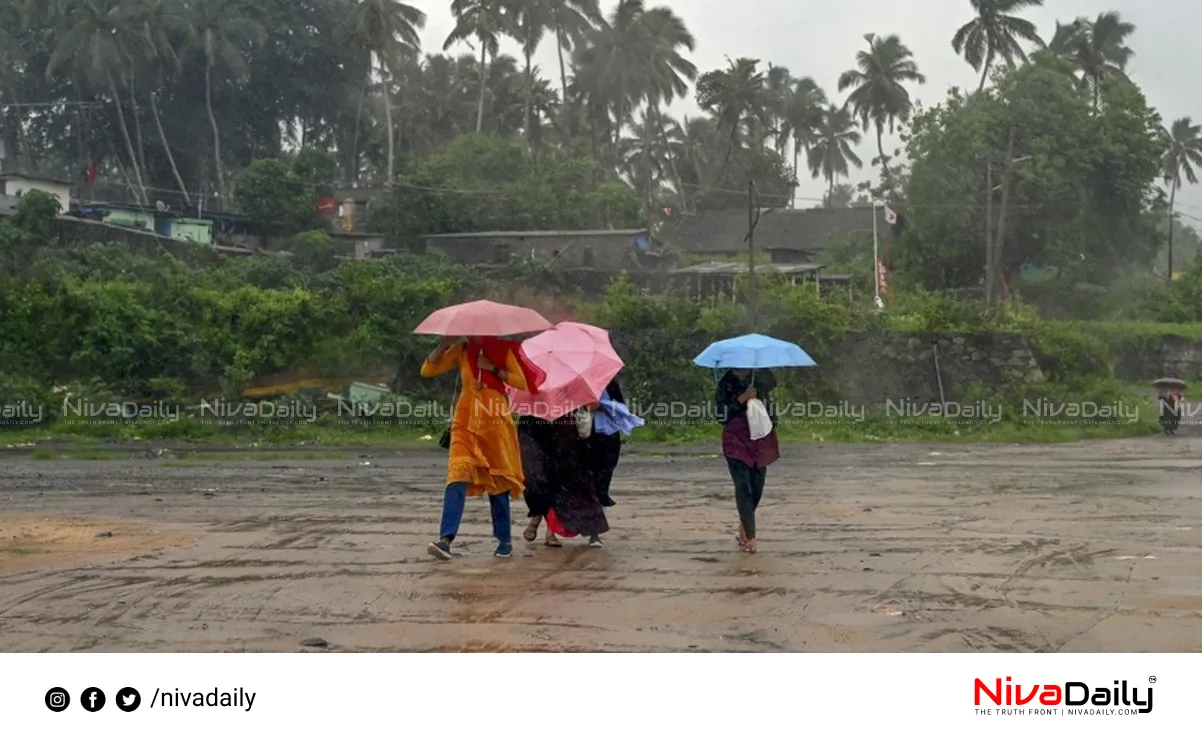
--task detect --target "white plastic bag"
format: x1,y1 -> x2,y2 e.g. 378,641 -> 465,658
575,407 -> 594,438
747,398 -> 773,441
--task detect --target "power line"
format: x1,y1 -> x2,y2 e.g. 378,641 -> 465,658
0,101 -> 103,108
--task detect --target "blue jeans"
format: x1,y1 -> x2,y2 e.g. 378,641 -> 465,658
438,482 -> 512,545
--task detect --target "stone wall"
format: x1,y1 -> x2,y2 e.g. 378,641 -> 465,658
824,332 -> 1045,405
1108,336 -> 1202,381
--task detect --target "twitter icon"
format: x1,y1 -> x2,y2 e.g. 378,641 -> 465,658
116,687 -> 141,712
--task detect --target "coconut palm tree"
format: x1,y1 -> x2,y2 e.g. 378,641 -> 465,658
1051,11 -> 1135,109
824,182 -> 856,208
951,0 -> 1044,92
543,0 -> 601,134
778,77 -> 827,207
808,104 -> 863,201
119,0 -> 192,202
763,63 -> 793,153
1046,19 -> 1083,54
445,0 -> 513,134
47,0 -> 149,203
572,0 -> 695,157
344,0 -> 426,180
694,57 -> 767,161
618,109 -> 668,212
1162,117 -> 1202,280
837,33 -> 925,184
186,0 -> 265,207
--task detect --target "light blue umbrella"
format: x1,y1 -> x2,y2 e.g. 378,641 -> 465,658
693,333 -> 817,370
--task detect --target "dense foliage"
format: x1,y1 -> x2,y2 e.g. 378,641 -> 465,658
899,53 -> 1166,292
0,1 -> 1199,446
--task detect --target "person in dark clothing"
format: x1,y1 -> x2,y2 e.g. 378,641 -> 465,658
715,368 -> 780,554
518,412 -> 609,548
588,379 -> 626,508
1158,389 -> 1184,434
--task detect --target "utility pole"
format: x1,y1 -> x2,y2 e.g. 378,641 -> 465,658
747,179 -> 757,331
985,160 -> 993,304
1168,204 -> 1175,283
990,126 -> 1018,306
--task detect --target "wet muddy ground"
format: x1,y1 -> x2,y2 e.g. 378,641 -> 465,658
2,435 -> 1202,652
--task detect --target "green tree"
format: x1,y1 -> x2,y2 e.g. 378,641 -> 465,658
186,0 -> 266,207
951,0 -> 1044,92
1049,11 -> 1136,110
899,55 -> 1165,291
572,0 -> 695,160
1162,117 -> 1202,280
47,0 -> 150,204
445,0 -> 513,134
344,0 -> 426,180
837,33 -> 925,185
808,105 -> 863,201
778,77 -> 828,207
695,57 -> 768,161
232,158 -> 317,236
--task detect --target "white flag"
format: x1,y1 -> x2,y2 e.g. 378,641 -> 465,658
883,206 -> 898,225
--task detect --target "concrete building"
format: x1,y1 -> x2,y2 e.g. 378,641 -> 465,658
663,205 -> 899,259
0,173 -> 74,213
422,229 -> 652,271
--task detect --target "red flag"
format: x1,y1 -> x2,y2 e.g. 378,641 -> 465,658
85,159 -> 99,185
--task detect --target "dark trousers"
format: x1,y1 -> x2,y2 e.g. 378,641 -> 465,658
726,457 -> 766,540
590,433 -> 621,507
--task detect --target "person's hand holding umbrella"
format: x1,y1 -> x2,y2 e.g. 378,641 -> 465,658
475,348 -> 510,385
737,385 -> 757,404
427,335 -> 463,363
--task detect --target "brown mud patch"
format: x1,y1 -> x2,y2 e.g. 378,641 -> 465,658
0,517 -> 192,575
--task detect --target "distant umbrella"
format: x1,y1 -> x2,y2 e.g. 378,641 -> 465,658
1153,377 -> 1187,389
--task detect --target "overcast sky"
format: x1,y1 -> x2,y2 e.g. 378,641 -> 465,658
421,0 -> 1201,220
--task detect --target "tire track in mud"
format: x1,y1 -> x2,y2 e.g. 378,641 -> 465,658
2,436 -> 1202,650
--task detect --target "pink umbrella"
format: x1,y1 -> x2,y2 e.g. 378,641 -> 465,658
413,299 -> 552,337
508,322 -> 624,421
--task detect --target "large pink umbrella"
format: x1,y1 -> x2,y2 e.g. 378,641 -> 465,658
413,299 -> 552,337
507,322 -> 624,421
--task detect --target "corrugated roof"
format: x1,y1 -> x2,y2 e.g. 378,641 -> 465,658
664,206 -> 893,254
422,229 -> 647,239
0,172 -> 76,186
671,261 -> 824,275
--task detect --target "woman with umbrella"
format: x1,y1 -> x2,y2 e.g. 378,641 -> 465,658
696,334 -> 816,554
715,368 -> 780,554
518,408 -> 608,547
510,322 -> 634,548
416,301 -> 549,560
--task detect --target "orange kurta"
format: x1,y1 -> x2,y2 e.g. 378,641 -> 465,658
421,343 -> 528,498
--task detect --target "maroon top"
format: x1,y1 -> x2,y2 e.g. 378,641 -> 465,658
721,412 -> 780,469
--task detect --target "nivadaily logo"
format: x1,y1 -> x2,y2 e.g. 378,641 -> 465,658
974,677 -> 1153,715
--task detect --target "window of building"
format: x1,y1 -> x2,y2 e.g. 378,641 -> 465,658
582,247 -> 595,267
495,244 -> 510,264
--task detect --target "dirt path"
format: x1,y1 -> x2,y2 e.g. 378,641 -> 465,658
2,436 -> 1201,652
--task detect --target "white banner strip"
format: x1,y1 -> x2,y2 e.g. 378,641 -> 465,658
0,653 -> 1180,741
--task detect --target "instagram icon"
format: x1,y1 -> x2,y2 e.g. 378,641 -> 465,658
45,687 -> 70,712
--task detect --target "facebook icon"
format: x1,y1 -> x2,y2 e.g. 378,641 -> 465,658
81,687 -> 106,712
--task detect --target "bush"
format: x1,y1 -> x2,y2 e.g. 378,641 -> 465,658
290,230 -> 340,273
232,158 -> 319,236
